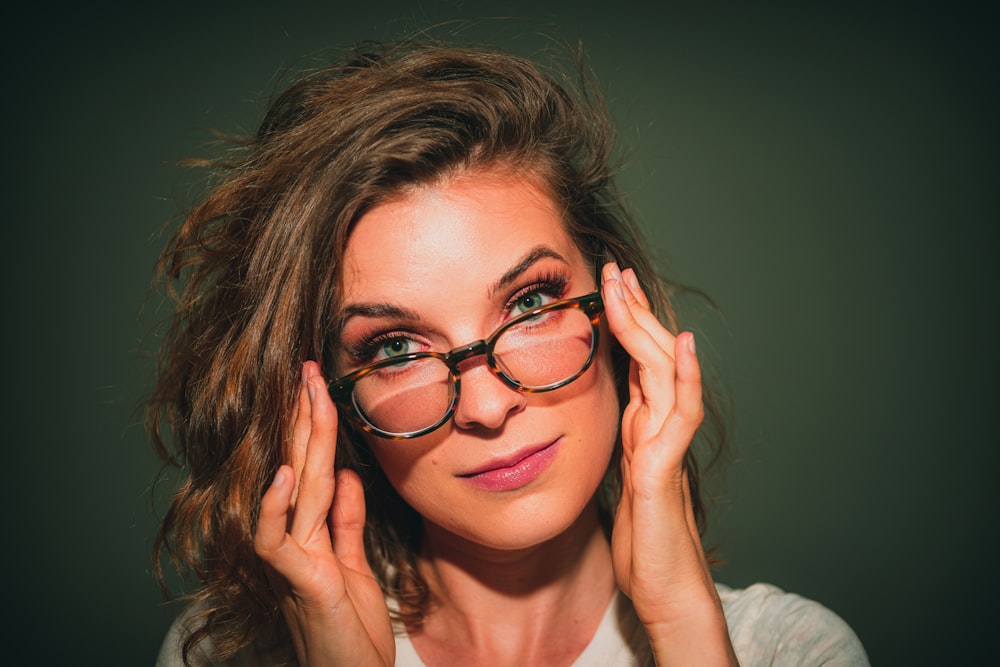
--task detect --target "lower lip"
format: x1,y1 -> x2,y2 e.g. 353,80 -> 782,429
460,441 -> 561,492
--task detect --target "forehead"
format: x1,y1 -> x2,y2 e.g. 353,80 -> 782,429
340,170 -> 588,303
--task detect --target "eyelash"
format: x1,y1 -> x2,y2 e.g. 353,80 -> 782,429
346,330 -> 420,365
346,271 -> 572,365
503,272 -> 570,319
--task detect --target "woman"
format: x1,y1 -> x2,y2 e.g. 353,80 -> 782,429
151,40 -> 868,666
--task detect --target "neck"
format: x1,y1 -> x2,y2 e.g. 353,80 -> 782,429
409,498 -> 616,664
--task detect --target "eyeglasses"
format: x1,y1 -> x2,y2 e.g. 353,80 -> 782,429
328,292 -> 604,439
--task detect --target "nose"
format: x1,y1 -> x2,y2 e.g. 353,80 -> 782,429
451,356 -> 526,431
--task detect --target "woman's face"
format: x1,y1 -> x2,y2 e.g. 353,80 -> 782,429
336,167 -> 619,551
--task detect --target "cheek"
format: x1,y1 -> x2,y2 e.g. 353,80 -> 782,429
367,435 -> 446,508
369,444 -> 466,538
546,340 -> 620,483
369,440 -> 423,484
578,339 -> 623,494
586,330 -> 622,440
592,353 -> 623,465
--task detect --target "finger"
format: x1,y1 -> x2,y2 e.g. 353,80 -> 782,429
289,364 -> 315,506
622,358 -> 641,446
602,265 -> 677,421
602,264 -> 667,357
618,266 -> 676,355
602,263 -> 676,363
622,267 -> 650,308
254,467 -> 328,592
290,370 -> 339,543
674,332 -> 704,427
661,332 -> 705,441
614,266 -> 674,400
330,468 -> 372,575
650,332 -> 705,467
254,466 -> 296,558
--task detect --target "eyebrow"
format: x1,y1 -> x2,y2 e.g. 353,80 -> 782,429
335,244 -> 569,335
335,302 -> 422,338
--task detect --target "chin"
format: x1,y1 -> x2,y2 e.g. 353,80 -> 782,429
419,480 -> 606,554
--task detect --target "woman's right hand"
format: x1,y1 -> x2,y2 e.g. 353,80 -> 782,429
254,361 -> 395,666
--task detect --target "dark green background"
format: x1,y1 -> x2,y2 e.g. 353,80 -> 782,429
8,1 -> 996,664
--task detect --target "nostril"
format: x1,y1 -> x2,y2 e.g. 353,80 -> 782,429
451,362 -> 527,430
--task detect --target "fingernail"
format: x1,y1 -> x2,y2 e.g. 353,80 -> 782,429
602,262 -> 618,282
623,268 -> 641,291
307,376 -> 316,402
613,279 -> 625,300
271,467 -> 286,488
687,333 -> 697,355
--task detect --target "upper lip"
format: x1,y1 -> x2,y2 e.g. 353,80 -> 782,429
458,439 -> 559,477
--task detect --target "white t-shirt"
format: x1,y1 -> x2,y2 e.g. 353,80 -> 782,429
392,583 -> 868,666
157,582 -> 870,666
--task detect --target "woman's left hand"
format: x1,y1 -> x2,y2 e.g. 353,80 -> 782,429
601,261 -> 739,665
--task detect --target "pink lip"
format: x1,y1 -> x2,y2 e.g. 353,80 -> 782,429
458,439 -> 561,492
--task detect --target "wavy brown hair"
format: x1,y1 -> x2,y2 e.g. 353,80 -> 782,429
148,38 -> 727,664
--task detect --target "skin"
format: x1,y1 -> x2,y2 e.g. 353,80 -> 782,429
254,166 -> 739,666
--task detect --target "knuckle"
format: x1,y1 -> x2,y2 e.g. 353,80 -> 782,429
253,533 -> 273,557
672,401 -> 704,428
689,400 -> 705,423
686,404 -> 705,427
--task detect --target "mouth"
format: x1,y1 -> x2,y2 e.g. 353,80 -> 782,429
457,438 -> 561,492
